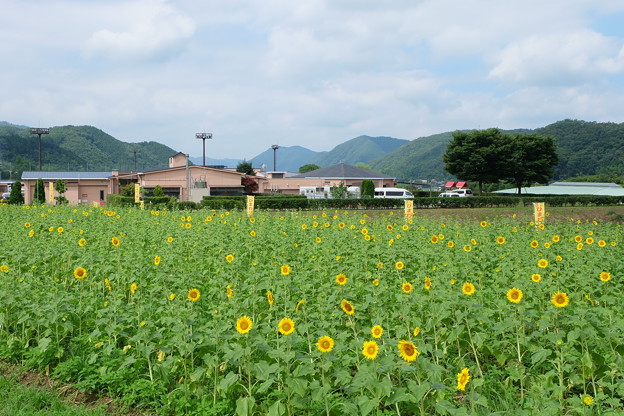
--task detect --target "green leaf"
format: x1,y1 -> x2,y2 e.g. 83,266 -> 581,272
531,348 -> 552,365
235,396 -> 254,416
267,400 -> 285,416
190,366 -> 206,382
357,395 -> 378,416
285,377 -> 308,397
407,380 -> 430,402
219,371 -> 238,392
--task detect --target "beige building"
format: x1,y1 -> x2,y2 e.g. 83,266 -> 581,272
20,157 -> 396,205
256,163 -> 396,194
21,171 -> 113,205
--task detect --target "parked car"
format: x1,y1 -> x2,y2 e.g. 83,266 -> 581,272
439,192 -> 460,197
374,188 -> 414,199
1,192 -> 10,201
452,189 -> 473,197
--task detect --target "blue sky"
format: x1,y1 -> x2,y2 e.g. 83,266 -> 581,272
1,0 -> 624,159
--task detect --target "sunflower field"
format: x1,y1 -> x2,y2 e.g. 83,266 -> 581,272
0,204 -> 623,415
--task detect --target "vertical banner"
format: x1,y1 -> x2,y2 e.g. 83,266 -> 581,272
140,200 -> 145,210
404,199 -> 414,219
134,183 -> 140,203
48,182 -> 54,203
533,202 -> 545,226
246,195 -> 255,217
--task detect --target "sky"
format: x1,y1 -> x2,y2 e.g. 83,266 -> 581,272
2,0 -> 624,160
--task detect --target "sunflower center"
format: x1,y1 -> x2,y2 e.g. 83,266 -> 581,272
321,340 -> 330,349
367,346 -> 376,354
240,322 -> 249,330
404,344 -> 414,356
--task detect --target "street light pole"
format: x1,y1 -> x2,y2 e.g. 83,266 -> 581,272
195,133 -> 213,166
271,144 -> 280,171
30,128 -> 50,171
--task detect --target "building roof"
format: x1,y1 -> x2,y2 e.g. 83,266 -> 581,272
21,171 -> 113,180
293,163 -> 395,179
494,182 -> 624,196
139,165 -> 245,176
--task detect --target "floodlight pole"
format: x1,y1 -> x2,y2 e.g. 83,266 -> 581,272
195,133 -> 213,166
30,128 -> 50,171
271,144 -> 280,171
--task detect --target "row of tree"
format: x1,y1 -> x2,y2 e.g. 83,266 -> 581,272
443,129 -> 558,195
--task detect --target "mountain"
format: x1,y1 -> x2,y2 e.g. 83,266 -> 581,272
0,124 -> 177,173
188,156 -> 242,168
311,135 -> 409,167
250,145 -> 322,172
534,120 -> 624,179
369,120 -> 624,181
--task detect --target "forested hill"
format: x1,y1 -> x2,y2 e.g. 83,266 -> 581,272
369,120 -> 624,181
0,124 -> 177,175
534,120 -> 624,179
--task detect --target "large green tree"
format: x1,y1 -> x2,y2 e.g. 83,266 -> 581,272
501,133 -> 558,195
8,181 -> 24,204
236,160 -> 255,175
361,179 -> 375,198
298,164 -> 320,173
443,128 -> 506,194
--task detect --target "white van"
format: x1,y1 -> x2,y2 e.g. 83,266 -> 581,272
374,188 -> 414,199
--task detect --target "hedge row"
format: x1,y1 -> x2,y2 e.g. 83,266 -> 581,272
105,194 -> 624,211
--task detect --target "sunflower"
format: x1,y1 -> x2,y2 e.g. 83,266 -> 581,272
537,259 -> 549,268
315,237 -> 322,243
555,255 -> 562,262
430,235 -> 439,244
78,238 -> 86,247
402,224 -> 409,231
335,273 -> 347,285
338,222 -> 345,228
154,255 -> 161,265
574,235 -> 583,243
295,299 -> 305,312
413,327 -> 421,336
463,245 -> 472,252
249,231 -> 256,237
361,228 -> 368,235
496,236 -> 506,244
598,240 -> 606,247
316,336 -> 334,353
301,224 -> 307,230
372,279 -> 380,286
225,254 -> 234,263
551,291 -> 570,308
480,221 -> 487,227
424,276 -> 432,290
506,288 -> 523,303
395,261 -> 405,270
236,316 -> 253,334
447,241 -> 455,248
28,230 -> 35,237
281,264 -> 291,275
552,235 -> 560,242
130,283 -> 137,294
267,290 -> 274,305
577,243 -> 584,251
226,285 -> 233,298
386,224 -> 393,231
362,340 -> 379,360
398,340 -> 419,362
531,273 -> 542,283
585,237 -> 594,245
169,293 -> 176,300
74,267 -> 87,279
456,367 -> 470,391
341,299 -> 355,315
462,282 -> 475,295
278,317 -> 295,335
402,282 -> 413,293
57,227 -> 64,233
583,395 -> 594,406
24,222 -> 31,228
167,236 -> 174,243
599,272 -> 611,282
530,240 -> 539,248
0,265 -> 9,273
111,237 -> 120,247
371,325 -> 383,338
188,288 -> 201,302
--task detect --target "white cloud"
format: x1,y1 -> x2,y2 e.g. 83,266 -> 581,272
83,0 -> 196,61
489,30 -> 624,85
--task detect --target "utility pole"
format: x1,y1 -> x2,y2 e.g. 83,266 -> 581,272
131,149 -> 139,172
30,128 -> 49,171
195,133 -> 213,166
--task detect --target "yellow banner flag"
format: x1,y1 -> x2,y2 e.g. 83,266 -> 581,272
533,202 -> 545,226
246,195 -> 255,217
404,199 -> 414,219
134,183 -> 140,203
48,182 -> 54,203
